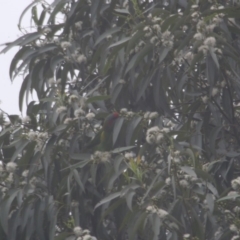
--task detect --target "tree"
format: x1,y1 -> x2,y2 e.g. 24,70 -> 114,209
1,0 -> 240,239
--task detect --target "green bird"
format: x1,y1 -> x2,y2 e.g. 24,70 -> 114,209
86,112 -> 119,151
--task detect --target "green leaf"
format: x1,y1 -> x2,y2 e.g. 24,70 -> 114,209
209,126 -> 222,155
209,47 -> 219,69
94,27 -> 121,46
113,117 -> 124,146
11,139 -> 29,162
48,1 -> 67,24
217,194 -> 240,202
180,166 -> 197,178
108,37 -> 131,49
126,116 -> 142,145
206,194 -> 214,213
111,146 -> 136,154
159,47 -> 169,63
72,169 -> 85,192
114,8 -> 130,14
70,153 -> 91,160
9,47 -> 35,80
0,189 -> 20,234
86,95 -> 110,103
95,192 -> 121,210
54,232 -> 71,240
136,69 -> 157,101
125,44 -> 153,74
18,1 -> 38,30
31,6 -> 38,26
125,190 -> 135,211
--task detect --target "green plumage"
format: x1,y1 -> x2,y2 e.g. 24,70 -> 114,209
86,112 -> 119,151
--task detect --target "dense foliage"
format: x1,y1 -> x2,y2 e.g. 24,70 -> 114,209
1,0 -> 240,239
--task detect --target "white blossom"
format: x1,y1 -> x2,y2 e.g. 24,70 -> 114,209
163,40 -> 173,49
215,48 -> 222,56
42,27 -> 51,34
173,157 -> 181,163
204,37 -> 216,48
22,116 -> 31,124
162,30 -> 172,41
77,54 -> 87,64
106,35 -> 112,40
27,131 -> 38,141
138,41 -> 145,47
179,179 -> 189,188
68,95 -> 79,104
182,25 -> 188,31
143,26 -> 151,32
144,111 -> 150,119
75,21 -> 83,30
183,233 -> 191,239
233,206 -> 240,213
162,127 -> 170,133
152,24 -> 161,33
191,11 -> 200,20
230,224 -> 238,233
152,16 -> 161,23
146,126 -> 164,144
150,36 -> 158,44
184,52 -> 194,63
191,4 -> 198,9
211,87 -> 219,97
120,108 -> 128,114
124,152 -> 136,160
92,151 -> 111,163
165,177 -> 171,185
156,209 -> 168,219
201,95 -> 208,103
206,24 -> 216,33
198,45 -> 208,55
79,97 -> 87,108
146,205 -> 156,213
127,111 -> 134,117
86,112 -> 95,121
82,230 -> 90,235
231,177 -> 240,190
61,41 -> 71,49
56,106 -> 67,114
22,170 -> 29,178
119,79 -> 126,84
143,26 -> 153,37
149,112 -> 159,119
212,16 -> 223,25
82,235 -> 92,240
74,226 -> 83,236
74,108 -> 86,118
7,173 -> 14,183
197,20 -> 206,31
48,78 -> 55,86
231,235 -> 240,240
38,132 -> 48,140
94,123 -> 102,131
6,162 -> 17,173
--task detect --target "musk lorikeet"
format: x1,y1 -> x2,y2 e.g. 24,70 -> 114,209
86,112 -> 119,151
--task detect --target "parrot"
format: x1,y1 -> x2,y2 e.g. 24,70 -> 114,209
86,112 -> 119,151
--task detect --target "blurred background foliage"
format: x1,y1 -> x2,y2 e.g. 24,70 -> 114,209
1,0 -> 240,239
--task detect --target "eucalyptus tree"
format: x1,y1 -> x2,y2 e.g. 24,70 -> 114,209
1,0 -> 240,239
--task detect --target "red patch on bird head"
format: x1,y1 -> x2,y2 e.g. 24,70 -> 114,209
112,112 -> 119,119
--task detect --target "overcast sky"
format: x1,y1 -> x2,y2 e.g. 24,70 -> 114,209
0,0 -> 44,115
